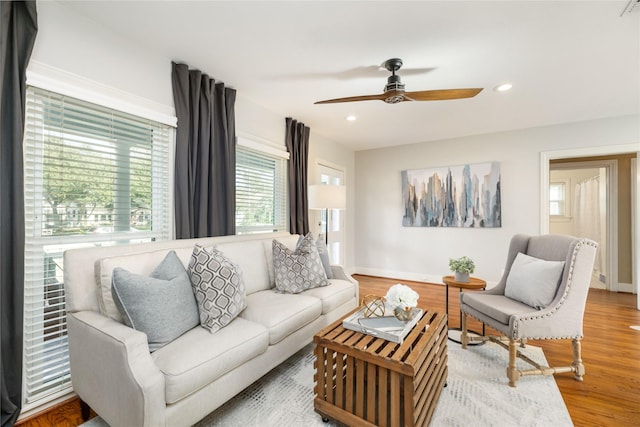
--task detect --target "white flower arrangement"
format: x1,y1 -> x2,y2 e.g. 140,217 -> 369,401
385,284 -> 419,310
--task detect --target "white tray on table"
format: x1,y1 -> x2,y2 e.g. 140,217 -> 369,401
342,307 -> 424,344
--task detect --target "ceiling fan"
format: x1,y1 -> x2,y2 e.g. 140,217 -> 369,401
314,58 -> 483,105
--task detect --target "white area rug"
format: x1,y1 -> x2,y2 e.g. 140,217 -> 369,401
82,342 -> 573,426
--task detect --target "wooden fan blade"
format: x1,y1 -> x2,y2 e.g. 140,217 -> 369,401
314,93 -> 387,104
403,88 -> 483,101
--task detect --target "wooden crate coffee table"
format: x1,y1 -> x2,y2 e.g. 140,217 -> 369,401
314,308 -> 447,427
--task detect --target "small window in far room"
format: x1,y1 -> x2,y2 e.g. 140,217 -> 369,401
549,181 -> 568,216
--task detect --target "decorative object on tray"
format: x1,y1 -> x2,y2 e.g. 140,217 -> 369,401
361,294 -> 385,318
393,306 -> 418,322
449,256 -> 475,283
384,283 -> 419,322
343,306 -> 424,344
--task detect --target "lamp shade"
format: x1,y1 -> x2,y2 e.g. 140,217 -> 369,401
308,184 -> 346,210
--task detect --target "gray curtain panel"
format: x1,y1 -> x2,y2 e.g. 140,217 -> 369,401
285,118 -> 310,235
171,62 -> 237,238
1,1 -> 38,425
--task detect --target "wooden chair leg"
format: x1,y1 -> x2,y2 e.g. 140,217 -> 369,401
461,311 -> 468,349
507,339 -> 520,387
572,338 -> 585,381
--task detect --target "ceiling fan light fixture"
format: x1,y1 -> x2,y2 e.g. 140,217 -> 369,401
494,83 -> 513,92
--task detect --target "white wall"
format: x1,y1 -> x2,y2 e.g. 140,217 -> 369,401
31,1 -> 174,110
30,1 -> 356,269
354,115 -> 640,285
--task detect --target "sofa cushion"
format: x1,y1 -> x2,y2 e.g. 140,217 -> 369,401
151,317 -> 269,404
462,293 -> 535,325
505,253 -> 565,309
214,240 -> 272,295
111,251 -> 200,352
263,234 -> 300,286
187,245 -> 247,333
301,279 -> 355,314
239,291 -> 322,345
273,234 -> 329,294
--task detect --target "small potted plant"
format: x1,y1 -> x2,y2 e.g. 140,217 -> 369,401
449,256 -> 475,283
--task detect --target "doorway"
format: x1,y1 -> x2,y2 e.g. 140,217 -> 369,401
549,162 -> 613,290
541,146 -> 638,309
317,163 -> 345,265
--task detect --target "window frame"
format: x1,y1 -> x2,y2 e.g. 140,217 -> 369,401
549,179 -> 572,221
21,83 -> 175,414
235,136 -> 289,235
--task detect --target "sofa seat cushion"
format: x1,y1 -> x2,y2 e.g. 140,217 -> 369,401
461,293 -> 535,325
239,291 -> 322,345
151,317 -> 268,404
301,279 -> 356,314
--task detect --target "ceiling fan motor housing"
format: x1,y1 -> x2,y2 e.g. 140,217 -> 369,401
384,74 -> 406,103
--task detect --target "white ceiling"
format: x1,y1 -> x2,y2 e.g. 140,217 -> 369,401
60,0 -> 639,151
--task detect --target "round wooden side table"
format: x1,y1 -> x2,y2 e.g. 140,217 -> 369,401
442,275 -> 486,345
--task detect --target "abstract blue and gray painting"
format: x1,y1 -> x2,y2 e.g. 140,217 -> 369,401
402,161 -> 501,228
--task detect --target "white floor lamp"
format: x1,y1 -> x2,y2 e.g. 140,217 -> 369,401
308,184 -> 346,246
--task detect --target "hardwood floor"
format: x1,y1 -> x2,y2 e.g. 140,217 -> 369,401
17,275 -> 640,427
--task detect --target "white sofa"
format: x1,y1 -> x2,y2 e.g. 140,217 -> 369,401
63,232 -> 358,426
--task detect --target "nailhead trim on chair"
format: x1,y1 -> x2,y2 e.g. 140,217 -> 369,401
511,239 -> 597,340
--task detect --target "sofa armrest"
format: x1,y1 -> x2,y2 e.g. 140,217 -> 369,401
330,265 -> 359,304
67,311 -> 166,427
330,264 -> 357,285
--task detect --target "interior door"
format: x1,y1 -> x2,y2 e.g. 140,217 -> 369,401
318,164 -> 345,265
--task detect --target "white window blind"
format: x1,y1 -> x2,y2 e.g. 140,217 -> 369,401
22,86 -> 172,409
236,144 -> 288,234
550,182 -> 567,216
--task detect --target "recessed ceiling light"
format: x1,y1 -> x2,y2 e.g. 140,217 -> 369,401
346,115 -> 357,122
494,83 -> 513,92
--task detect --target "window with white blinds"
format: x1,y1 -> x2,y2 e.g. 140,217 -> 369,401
22,86 -> 172,408
236,142 -> 288,234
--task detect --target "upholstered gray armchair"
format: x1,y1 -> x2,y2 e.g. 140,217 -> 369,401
460,234 -> 598,387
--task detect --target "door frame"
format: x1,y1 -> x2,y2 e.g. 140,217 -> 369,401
540,143 -> 639,309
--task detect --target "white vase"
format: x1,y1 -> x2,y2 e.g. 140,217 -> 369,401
454,272 -> 470,283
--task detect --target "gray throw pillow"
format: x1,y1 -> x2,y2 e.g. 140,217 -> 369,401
111,251 -> 199,352
273,233 -> 329,294
505,252 -> 566,309
314,235 -> 334,279
187,245 -> 247,334
296,233 -> 334,279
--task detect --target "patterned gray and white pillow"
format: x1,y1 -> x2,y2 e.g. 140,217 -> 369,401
273,233 -> 329,294
187,245 -> 247,333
